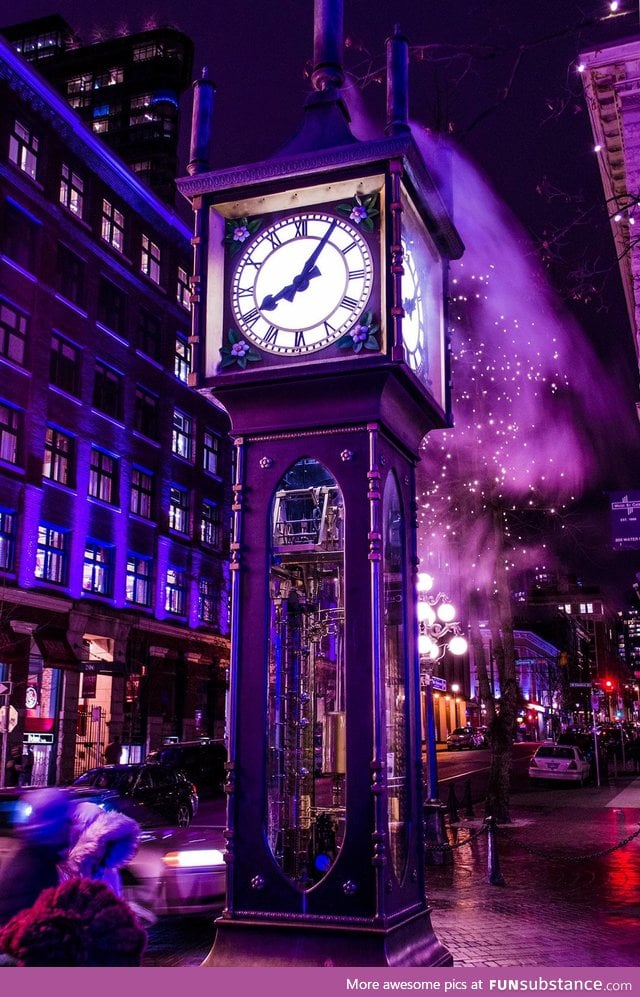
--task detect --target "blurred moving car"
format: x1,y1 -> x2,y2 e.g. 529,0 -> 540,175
70,764 -> 198,827
446,727 -> 484,750
528,744 -> 590,784
144,740 -> 227,800
0,787 -> 225,919
122,823 -> 226,918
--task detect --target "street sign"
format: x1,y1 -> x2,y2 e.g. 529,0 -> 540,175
0,705 -> 18,733
0,681 -> 11,697
431,676 -> 447,692
569,682 -> 592,688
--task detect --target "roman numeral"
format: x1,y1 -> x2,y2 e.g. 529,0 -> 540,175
340,295 -> 358,311
236,287 -> 253,298
294,330 -> 306,348
266,230 -> 282,249
263,326 -> 278,346
243,307 -> 260,327
323,321 -> 336,336
348,269 -> 365,279
294,218 -> 308,237
342,241 -> 357,255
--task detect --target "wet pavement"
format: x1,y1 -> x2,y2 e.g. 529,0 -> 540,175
426,774 -> 640,967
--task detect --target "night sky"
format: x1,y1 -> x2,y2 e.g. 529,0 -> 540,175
6,0 -> 640,600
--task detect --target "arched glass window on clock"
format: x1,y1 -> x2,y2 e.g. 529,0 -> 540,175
383,472 -> 409,881
266,457 -> 345,890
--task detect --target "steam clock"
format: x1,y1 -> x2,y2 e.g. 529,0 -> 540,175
178,1 -> 463,966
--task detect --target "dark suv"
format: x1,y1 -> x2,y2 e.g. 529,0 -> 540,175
145,740 -> 227,800
70,764 -> 198,827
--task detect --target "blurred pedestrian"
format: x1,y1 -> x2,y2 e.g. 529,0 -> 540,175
5,745 -> 22,787
19,746 -> 34,787
0,788 -> 73,927
0,878 -> 146,966
59,802 -> 140,898
103,733 -> 122,765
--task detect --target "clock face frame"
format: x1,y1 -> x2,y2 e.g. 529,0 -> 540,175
229,210 -> 374,356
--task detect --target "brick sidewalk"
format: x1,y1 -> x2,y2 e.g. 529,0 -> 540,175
426,777 -> 640,967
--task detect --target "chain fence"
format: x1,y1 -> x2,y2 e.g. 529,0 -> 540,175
424,779 -> 640,878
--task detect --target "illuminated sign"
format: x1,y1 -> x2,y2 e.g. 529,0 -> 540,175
610,491 -> 640,550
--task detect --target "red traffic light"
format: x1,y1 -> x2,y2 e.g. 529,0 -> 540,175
604,680 -> 614,690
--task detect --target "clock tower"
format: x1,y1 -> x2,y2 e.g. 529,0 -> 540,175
178,0 -> 463,967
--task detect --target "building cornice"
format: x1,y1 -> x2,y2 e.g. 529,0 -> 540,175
0,35 -> 191,245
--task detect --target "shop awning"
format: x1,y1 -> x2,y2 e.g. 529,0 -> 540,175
33,627 -> 80,670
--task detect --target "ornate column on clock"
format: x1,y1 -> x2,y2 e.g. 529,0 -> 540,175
178,0 -> 463,966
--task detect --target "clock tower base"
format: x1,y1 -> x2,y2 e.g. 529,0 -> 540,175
203,909 -> 453,967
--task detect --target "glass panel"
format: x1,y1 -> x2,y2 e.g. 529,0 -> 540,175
383,472 -> 409,880
266,458 -> 345,890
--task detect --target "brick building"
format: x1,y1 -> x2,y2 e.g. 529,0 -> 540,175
0,33 -> 230,786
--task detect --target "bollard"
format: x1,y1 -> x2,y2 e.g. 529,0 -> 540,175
462,779 -> 474,819
424,800 -> 453,866
484,815 -> 505,886
446,782 -> 460,824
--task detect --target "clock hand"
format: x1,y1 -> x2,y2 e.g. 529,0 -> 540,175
260,220 -> 338,311
260,266 -> 321,311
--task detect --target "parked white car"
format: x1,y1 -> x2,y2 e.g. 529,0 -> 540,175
528,744 -> 590,785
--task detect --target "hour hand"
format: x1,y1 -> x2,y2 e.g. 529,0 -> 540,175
260,265 -> 321,311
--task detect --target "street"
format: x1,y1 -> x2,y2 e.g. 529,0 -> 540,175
142,742 -> 540,966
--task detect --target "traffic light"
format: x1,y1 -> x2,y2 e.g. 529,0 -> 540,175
604,680 -> 614,691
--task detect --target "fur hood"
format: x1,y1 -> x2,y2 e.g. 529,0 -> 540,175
62,807 -> 140,881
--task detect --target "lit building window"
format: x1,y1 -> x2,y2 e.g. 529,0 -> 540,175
203,430 -> 221,476
101,199 -> 125,253
93,67 -> 124,88
169,485 -> 190,535
0,402 -> 20,465
93,361 -> 124,420
88,447 -> 119,505
43,426 -> 75,487
141,233 -> 161,284
130,467 -> 154,519
0,509 -> 16,572
165,566 -> 186,615
138,308 -> 161,360
56,244 -> 85,308
59,164 -> 84,217
126,554 -> 152,607
134,385 -> 159,439
198,577 -> 217,623
35,524 -> 68,585
9,119 -> 39,179
174,331 -> 191,382
172,409 -> 193,461
0,298 -> 28,366
50,334 -> 80,397
177,267 -> 190,310
67,74 -> 92,94
83,540 -> 114,596
133,42 -> 163,62
200,501 -> 221,549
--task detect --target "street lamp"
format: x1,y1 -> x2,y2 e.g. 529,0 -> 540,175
417,572 -> 468,802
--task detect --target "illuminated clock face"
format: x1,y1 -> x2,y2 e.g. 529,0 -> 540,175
401,236 -> 425,374
230,210 -> 374,355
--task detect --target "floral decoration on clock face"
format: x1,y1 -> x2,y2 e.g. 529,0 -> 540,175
229,208 -> 375,356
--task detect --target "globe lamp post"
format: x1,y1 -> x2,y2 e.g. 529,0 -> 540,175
417,573 -> 468,864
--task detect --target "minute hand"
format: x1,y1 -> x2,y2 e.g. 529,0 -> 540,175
297,219 -> 338,280
260,219 -> 339,310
